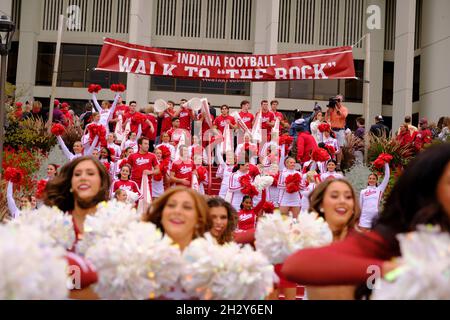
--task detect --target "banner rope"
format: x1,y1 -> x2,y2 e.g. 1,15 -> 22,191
351,33 -> 369,48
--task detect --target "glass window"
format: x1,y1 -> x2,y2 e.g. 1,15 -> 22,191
225,80 -> 250,95
341,60 -> 364,103
413,56 -> 420,102
314,80 -> 339,101
176,78 -> 201,93
7,42 -> 19,84
151,76 -> 176,91
382,61 -> 394,105
201,79 -> 226,94
275,81 -> 289,98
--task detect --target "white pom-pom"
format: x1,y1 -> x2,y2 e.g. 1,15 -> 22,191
9,206 -> 75,250
76,200 -> 141,255
372,226 -> 450,300
255,211 -> 332,264
0,225 -> 68,299
86,222 -> 183,299
125,190 -> 139,203
254,175 -> 275,193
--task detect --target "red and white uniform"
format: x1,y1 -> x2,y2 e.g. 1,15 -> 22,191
218,164 -> 234,199
151,159 -> 166,198
237,190 -> 266,231
238,111 -> 254,130
170,159 -> 196,186
323,136 -> 340,154
155,143 -> 176,161
359,163 -> 390,229
196,165 -> 208,195
143,113 -> 157,141
123,111 -> 145,134
128,152 -> 158,188
235,142 -> 258,165
278,169 -> 302,207
300,182 -> 316,212
257,111 -> 275,139
167,128 -> 189,146
110,179 -> 141,197
228,171 -> 250,211
213,115 -> 236,134
320,171 -> 344,182
108,142 -> 121,161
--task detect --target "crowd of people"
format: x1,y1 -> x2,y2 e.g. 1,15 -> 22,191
2,86 -> 450,300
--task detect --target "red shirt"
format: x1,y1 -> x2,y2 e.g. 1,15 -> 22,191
111,179 -> 141,195
128,152 -> 158,186
160,109 -> 175,133
238,111 -> 254,130
112,104 -> 129,119
273,111 -> 284,121
237,190 -> 266,230
123,111 -> 145,134
143,114 -> 157,140
178,107 -> 193,131
248,164 -> 260,179
170,159 -> 196,185
259,111 -> 275,131
214,115 -> 236,133
296,131 -> 318,163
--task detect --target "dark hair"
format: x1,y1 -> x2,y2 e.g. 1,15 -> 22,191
100,147 -> 113,163
172,117 -> 179,122
221,104 -> 229,110
48,163 -> 59,176
373,144 -> 450,253
167,100 -> 175,106
240,100 -> 250,107
356,117 -> 365,125
270,100 -> 279,105
207,197 -> 237,244
404,116 -> 412,123
43,156 -> 111,212
260,100 -> 268,105
129,101 -> 137,105
117,163 -> 132,179
240,195 -> 252,209
138,137 -> 149,146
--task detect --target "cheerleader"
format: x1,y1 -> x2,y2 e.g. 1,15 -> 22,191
152,147 -> 168,199
155,132 -> 176,161
278,157 -> 302,218
115,147 -> 134,176
235,134 -> 258,165
194,154 -> 208,195
120,124 -> 142,153
6,182 -> 36,219
46,163 -> 59,181
320,160 -> 344,182
56,135 -> 98,162
300,171 -> 317,213
91,91 -> 120,131
236,189 -> 267,231
359,162 -> 390,230
114,189 -> 128,203
322,128 -> 340,161
110,164 -> 141,200
228,161 -> 252,212
169,145 -> 197,187
99,147 -> 115,178
188,135 -> 208,164
217,150 -> 235,200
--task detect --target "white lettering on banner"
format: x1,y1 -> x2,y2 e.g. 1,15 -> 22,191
135,59 -> 147,74
255,69 -> 267,79
163,64 -> 177,76
199,68 -> 210,78
226,70 -> 240,78
314,63 -> 328,79
136,157 -> 150,166
149,61 -> 156,74
118,55 -> 136,73
301,65 -> 313,79
178,53 -> 222,67
275,68 -> 287,80
185,66 -> 198,77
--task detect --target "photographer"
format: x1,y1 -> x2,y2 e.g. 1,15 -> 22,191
325,94 -> 348,168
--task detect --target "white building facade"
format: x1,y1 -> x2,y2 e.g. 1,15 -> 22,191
1,0 -> 449,130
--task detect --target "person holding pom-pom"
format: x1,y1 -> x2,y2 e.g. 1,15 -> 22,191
278,157 -> 302,218
358,154 -> 391,231
236,189 -> 267,232
52,123 -> 98,162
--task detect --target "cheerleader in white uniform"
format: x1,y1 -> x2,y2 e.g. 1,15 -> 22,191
217,150 -> 235,200
228,162 -> 251,212
320,160 -> 344,182
278,157 -> 302,218
359,162 -> 390,230
151,148 -> 167,199
155,132 -> 176,162
300,171 -> 317,213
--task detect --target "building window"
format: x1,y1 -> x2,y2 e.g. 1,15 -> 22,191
413,55 -> 420,102
35,42 -> 127,87
275,60 -> 364,102
382,61 -> 394,105
7,42 -> 19,84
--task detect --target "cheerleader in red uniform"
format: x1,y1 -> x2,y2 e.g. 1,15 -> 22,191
169,145 -> 197,187
278,157 -> 302,218
152,147 -> 170,199
194,154 -> 208,195
236,189 -> 266,231
110,164 -> 141,200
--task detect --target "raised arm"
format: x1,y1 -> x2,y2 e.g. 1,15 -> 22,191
106,93 -> 120,122
56,135 -> 74,160
85,135 -> 99,155
378,163 -> 391,193
136,124 -> 143,141
91,93 -> 102,113
7,181 -> 20,219
254,189 -> 267,216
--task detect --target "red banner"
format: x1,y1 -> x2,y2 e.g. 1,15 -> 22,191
96,38 -> 356,81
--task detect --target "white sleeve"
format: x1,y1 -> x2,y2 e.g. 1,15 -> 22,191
56,135 -> 74,160
107,93 -> 120,122
136,124 -> 143,141
91,93 -> 102,113
359,190 -> 364,210
85,135 -> 99,155
228,173 -> 241,191
378,162 -> 391,192
7,182 -> 20,219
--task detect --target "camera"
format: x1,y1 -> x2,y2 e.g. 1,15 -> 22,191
327,97 -> 338,109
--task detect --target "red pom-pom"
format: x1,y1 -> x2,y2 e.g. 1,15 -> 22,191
373,158 -> 385,169
285,173 -> 301,193
312,148 -> 330,162
119,159 -> 128,169
51,123 -> 65,136
239,174 -> 258,197
157,145 -> 172,160
373,153 -> 393,169
133,112 -> 146,125
197,166 -> 207,183
110,84 -> 118,92
61,102 -> 69,109
102,162 -> 111,172
117,83 -> 126,92
88,84 -> 102,93
54,99 -> 60,106
35,179 -> 48,200
325,145 -> 336,155
15,102 -> 23,108
318,123 -> 331,133
263,202 -> 275,214
4,167 -> 24,184
279,135 -> 294,146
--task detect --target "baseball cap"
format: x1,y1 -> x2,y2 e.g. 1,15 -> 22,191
375,115 -> 383,121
